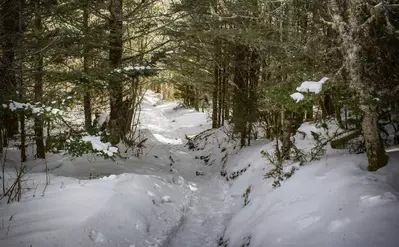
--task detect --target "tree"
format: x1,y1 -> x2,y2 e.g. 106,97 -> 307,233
328,0 -> 399,171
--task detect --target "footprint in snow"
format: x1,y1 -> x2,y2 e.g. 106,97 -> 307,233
89,229 -> 106,243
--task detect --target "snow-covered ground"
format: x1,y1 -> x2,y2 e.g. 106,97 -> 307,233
218,124 -> 399,247
0,91 -> 231,247
1,91 -> 399,247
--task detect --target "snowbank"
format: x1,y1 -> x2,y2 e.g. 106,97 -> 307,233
0,173 -> 193,247
220,123 -> 399,247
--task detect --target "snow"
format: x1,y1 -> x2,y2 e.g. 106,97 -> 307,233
2,90 -> 399,247
153,133 -> 182,145
81,136 -> 118,156
2,100 -> 63,115
296,77 -> 329,94
290,92 -> 305,102
114,65 -> 151,73
219,123 -> 399,247
96,112 -> 109,127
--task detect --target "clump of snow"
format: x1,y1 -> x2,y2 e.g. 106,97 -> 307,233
296,77 -> 329,94
96,112 -> 109,127
100,174 -> 117,180
82,136 -> 118,156
114,65 -> 151,73
162,196 -> 172,203
290,92 -> 305,102
2,100 -> 63,116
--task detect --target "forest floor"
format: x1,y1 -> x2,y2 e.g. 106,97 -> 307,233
1,91 -> 399,247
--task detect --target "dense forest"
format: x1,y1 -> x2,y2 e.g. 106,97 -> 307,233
2,1 -> 399,247
1,0 -> 399,197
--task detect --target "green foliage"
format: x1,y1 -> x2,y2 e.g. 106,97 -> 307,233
65,132 -> 113,159
262,146 -> 298,188
242,185 -> 251,207
65,136 -> 94,157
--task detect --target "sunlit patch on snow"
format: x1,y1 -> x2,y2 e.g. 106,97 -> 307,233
146,124 -> 168,132
162,196 -> 172,203
153,134 -> 182,145
100,174 -> 117,180
328,218 -> 351,233
188,183 -> 198,191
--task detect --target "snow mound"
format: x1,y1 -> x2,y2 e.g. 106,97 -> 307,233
0,173 -> 192,247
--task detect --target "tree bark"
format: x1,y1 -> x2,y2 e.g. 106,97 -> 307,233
34,1 -> 45,159
212,37 -> 222,129
83,3 -> 92,133
0,0 -> 21,147
108,0 -> 124,145
329,0 -> 388,171
232,44 -> 249,147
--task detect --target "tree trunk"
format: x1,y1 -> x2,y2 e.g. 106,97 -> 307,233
212,37 -> 222,129
83,3 -> 92,132
108,0 -> 124,145
232,44 -> 249,147
34,1 -> 45,159
329,0 -> 388,171
281,111 -> 292,160
0,0 -> 20,146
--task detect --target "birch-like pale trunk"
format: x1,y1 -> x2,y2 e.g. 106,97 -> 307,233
330,0 -> 388,171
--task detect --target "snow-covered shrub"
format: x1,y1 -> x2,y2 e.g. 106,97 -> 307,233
65,134 -> 118,159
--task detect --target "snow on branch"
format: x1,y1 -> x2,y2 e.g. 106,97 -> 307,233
2,100 -> 64,116
290,77 -> 329,103
81,136 -> 118,157
290,92 -> 305,103
296,77 -> 329,94
114,65 -> 152,73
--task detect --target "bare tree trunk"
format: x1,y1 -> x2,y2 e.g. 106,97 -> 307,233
34,1 -> 45,159
0,0 -> 21,147
221,64 -> 227,125
281,110 -> 291,160
83,3 -> 92,132
212,37 -> 221,129
108,0 -> 124,145
18,0 -> 26,162
232,44 -> 249,147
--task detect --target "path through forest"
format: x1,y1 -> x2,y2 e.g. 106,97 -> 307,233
140,92 -> 232,247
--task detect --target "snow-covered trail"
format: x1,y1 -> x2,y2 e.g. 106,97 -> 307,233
140,92 -> 232,246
